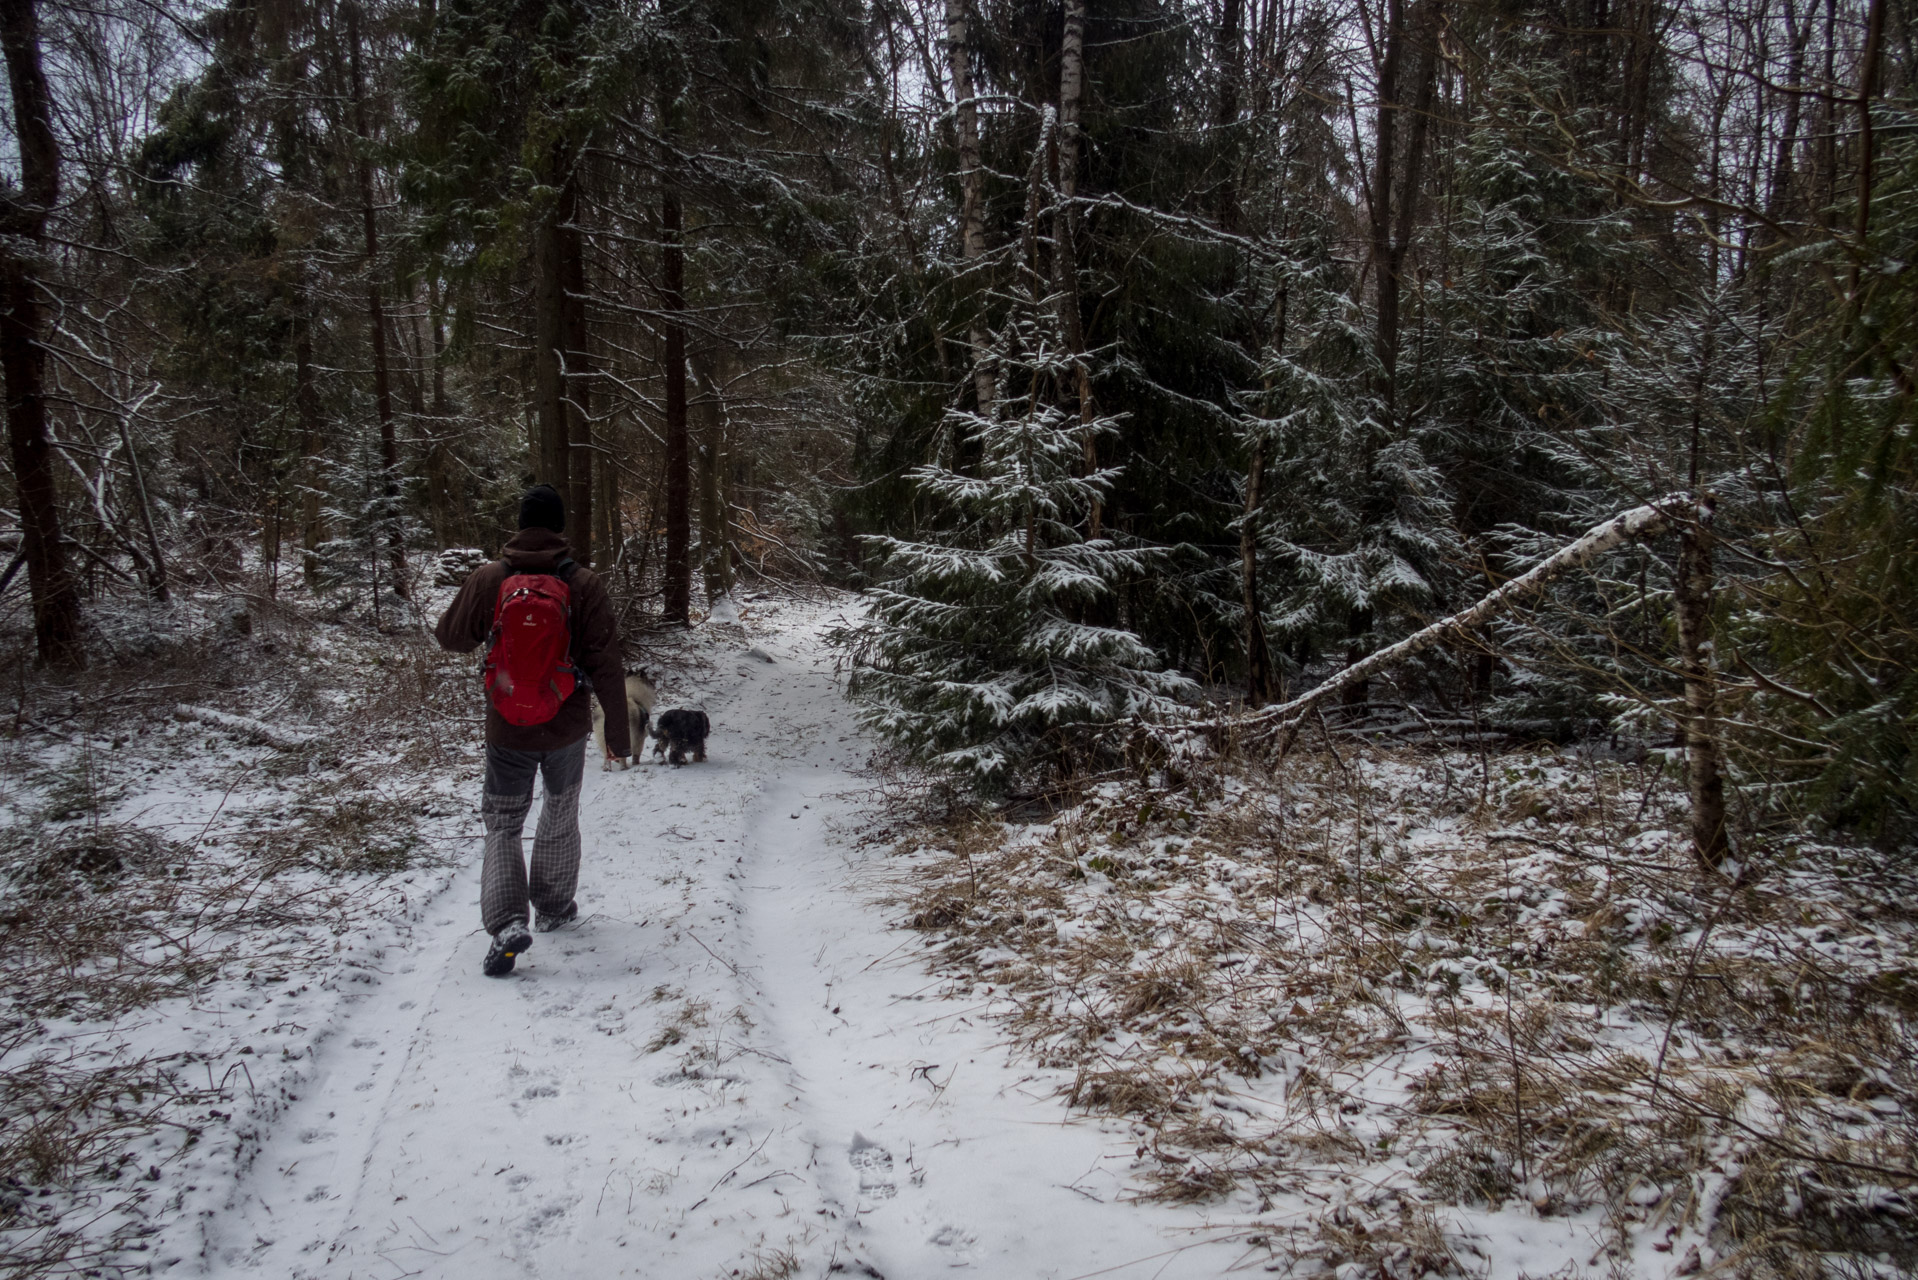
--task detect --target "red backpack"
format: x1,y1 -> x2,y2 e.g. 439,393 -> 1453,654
484,560 -> 578,725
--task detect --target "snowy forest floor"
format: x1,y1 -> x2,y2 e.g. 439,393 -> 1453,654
890,739 -> 1918,1278
1,581 -> 1914,1280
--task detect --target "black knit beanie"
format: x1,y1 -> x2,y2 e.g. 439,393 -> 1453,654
518,484 -> 566,534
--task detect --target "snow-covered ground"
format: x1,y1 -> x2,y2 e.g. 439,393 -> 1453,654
173,596 -> 1255,1278
11,589 -> 1910,1280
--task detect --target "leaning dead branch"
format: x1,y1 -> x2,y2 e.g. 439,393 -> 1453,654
1246,494 -> 1690,752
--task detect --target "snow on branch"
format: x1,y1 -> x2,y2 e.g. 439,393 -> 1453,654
175,705 -> 316,752
1249,494 -> 1690,748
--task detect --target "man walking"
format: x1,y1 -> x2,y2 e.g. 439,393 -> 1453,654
435,484 -> 630,976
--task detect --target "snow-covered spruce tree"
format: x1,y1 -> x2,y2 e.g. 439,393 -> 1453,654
312,433 -> 424,629
1241,223 -> 1453,696
1750,116 -> 1918,840
1411,85 -> 1634,726
845,295 -> 1190,795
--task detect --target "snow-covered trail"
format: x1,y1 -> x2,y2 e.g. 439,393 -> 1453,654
205,603 -> 1244,1279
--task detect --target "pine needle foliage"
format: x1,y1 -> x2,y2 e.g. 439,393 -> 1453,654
1750,108 -> 1918,840
843,296 -> 1191,794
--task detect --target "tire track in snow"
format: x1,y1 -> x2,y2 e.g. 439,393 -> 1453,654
201,600 -> 1240,1278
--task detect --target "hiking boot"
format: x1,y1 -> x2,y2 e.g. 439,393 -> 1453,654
483,922 -> 533,977
534,900 -> 578,933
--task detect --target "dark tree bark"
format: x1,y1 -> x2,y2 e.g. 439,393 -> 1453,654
1852,0 -> 1887,294
295,273 -> 327,588
1240,434 -> 1273,705
1675,498 -> 1729,869
1214,0 -> 1245,228
533,171 -> 570,491
0,0 -> 83,666
661,182 -> 691,625
693,352 -> 732,603
561,205 -> 594,566
1620,0 -> 1658,182
1766,0 -> 1811,229
1348,0 -> 1439,702
1242,277 -> 1287,708
1368,0 -> 1440,415
945,0 -> 994,417
1367,0 -> 1404,394
1053,0 -> 1100,537
596,414 -> 619,575
422,278 -> 453,548
345,0 -> 406,597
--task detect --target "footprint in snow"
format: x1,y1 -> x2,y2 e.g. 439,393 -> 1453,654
848,1133 -> 897,1203
929,1222 -> 978,1264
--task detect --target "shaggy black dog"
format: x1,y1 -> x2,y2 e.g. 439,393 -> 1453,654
650,708 -> 710,766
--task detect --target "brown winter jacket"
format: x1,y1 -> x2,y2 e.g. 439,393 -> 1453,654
433,528 -> 631,757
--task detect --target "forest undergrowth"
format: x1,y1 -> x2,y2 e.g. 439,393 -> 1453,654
0,575 -> 474,1277
886,739 -> 1918,1278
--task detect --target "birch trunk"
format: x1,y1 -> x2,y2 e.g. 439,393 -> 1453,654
1253,495 -> 1686,747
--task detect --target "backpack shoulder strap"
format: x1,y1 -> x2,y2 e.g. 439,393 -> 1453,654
549,557 -> 585,676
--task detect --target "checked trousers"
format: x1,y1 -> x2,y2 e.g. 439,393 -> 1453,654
479,738 -> 586,936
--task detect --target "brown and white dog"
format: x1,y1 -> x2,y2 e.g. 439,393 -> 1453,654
592,670 -> 658,770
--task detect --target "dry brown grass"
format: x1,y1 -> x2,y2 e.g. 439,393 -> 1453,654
0,585 -> 474,1276
889,738 -> 1918,1277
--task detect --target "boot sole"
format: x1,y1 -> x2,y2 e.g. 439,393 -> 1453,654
483,930 -> 533,977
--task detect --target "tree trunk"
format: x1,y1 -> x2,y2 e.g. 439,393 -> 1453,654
1368,0 -> 1403,390
115,394 -> 169,603
661,182 -> 691,625
1766,0 -> 1810,230
1674,497 -> 1729,869
1053,0 -> 1101,537
1851,0 -> 1886,294
346,0 -> 405,598
1214,0 -> 1245,227
694,352 -> 733,604
597,413 -> 619,573
1369,0 -> 1440,411
1621,0 -> 1657,181
533,189 -> 569,491
945,0 -> 995,417
560,196 -> 593,566
1240,433 -> 1273,705
0,0 -> 82,666
1814,0 -> 1838,227
1351,0 -> 1405,711
423,278 -> 451,548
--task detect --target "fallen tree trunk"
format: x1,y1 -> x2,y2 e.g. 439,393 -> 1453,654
175,704 -> 315,752
1248,493 -> 1689,752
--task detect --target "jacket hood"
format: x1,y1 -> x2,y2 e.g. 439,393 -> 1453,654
501,527 -> 572,571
